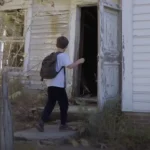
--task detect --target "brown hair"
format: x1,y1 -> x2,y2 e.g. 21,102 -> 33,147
56,36 -> 69,49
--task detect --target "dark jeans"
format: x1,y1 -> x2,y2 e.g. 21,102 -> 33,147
41,86 -> 68,125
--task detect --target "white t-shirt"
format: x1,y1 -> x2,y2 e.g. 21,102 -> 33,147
45,52 -> 72,88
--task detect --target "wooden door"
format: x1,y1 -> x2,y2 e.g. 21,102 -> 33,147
98,0 -> 121,109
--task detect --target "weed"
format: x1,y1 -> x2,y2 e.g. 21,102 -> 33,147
79,100 -> 150,150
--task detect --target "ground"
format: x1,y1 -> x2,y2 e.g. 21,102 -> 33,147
14,125 -> 98,150
15,142 -> 99,150
13,103 -> 99,150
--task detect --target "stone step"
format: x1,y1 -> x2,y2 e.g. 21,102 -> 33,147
14,125 -> 77,145
30,105 -> 98,122
15,141 -> 99,150
73,97 -> 97,104
31,105 -> 97,114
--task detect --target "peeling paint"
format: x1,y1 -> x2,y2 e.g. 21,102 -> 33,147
0,0 -> 121,99
104,52 -> 120,62
98,0 -> 121,109
122,35 -> 125,79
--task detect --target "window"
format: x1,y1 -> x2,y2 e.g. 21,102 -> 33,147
0,9 -> 25,67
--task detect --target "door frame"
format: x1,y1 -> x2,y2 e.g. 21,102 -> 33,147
69,0 -> 97,97
69,0 -> 122,99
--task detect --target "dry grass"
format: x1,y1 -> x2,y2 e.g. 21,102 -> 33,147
8,77 -> 47,131
79,100 -> 150,150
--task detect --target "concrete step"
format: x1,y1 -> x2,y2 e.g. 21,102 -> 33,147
30,105 -> 98,122
15,141 -> 99,150
73,97 -> 97,104
14,125 -> 77,145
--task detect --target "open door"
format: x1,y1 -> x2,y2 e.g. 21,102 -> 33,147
98,0 -> 121,109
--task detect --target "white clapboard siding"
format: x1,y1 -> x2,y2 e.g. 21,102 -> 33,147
133,102 -> 150,112
133,93 -> 150,103
132,0 -> 150,112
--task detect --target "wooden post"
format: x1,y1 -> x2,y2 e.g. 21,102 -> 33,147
0,68 -> 14,150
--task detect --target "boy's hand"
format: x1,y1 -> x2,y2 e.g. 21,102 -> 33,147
79,58 -> 85,64
67,58 -> 85,69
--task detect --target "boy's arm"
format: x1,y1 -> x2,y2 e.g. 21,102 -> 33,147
67,58 -> 85,69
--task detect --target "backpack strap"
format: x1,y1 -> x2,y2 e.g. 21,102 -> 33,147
55,52 -> 66,87
57,66 -> 64,74
57,66 -> 66,88
64,67 -> 66,88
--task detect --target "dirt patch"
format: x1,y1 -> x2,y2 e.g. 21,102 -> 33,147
15,141 -> 99,150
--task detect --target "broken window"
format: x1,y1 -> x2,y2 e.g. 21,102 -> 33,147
0,9 -> 25,67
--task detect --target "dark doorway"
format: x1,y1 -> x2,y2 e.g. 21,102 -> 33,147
79,6 -> 98,98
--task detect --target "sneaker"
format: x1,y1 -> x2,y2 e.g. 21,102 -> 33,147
36,121 -> 44,132
59,125 -> 73,131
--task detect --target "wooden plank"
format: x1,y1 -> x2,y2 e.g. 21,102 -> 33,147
72,6 -> 81,97
0,0 -> 32,11
32,6 -> 70,12
71,0 -> 97,6
32,15 -> 69,22
133,21 -> 150,30
133,37 -> 150,46
31,29 -> 67,34
133,30 -> 150,37
133,61 -> 150,69
133,5 -> 150,14
122,0 -> 133,111
133,45 -> 150,53
30,44 -> 56,50
30,50 -> 53,56
133,85 -> 150,92
133,53 -> 150,60
133,69 -> 150,76
24,6 -> 32,76
0,69 -> 14,150
133,93 -> 150,103
133,14 -> 150,21
31,33 -> 62,38
133,0 -> 150,5
31,24 -> 68,30
98,0 -> 121,110
74,97 -> 97,103
133,77 -> 150,84
30,47 -> 56,51
30,39 -> 56,45
133,102 -> 150,112
33,0 -> 70,11
32,20 -> 69,26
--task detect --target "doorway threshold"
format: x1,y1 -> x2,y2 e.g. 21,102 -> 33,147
74,96 -> 97,104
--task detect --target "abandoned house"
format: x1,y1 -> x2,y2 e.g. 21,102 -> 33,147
0,0 -> 150,114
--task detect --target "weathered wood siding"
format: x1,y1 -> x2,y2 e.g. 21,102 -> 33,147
132,0 -> 150,112
27,0 -> 70,89
0,0 -> 32,10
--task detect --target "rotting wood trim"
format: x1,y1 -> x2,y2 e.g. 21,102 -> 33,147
69,0 -> 98,97
0,0 -> 4,6
1,68 -> 14,150
103,1 -> 121,10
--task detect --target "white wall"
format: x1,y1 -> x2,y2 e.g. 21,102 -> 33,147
123,0 -> 150,112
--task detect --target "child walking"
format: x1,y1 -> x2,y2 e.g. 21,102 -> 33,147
36,36 -> 85,132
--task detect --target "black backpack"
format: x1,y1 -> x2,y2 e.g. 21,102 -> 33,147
40,52 -> 64,81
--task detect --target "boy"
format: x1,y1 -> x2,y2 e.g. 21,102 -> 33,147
36,36 -> 85,132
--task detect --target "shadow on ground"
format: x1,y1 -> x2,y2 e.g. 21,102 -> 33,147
15,141 -> 99,150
